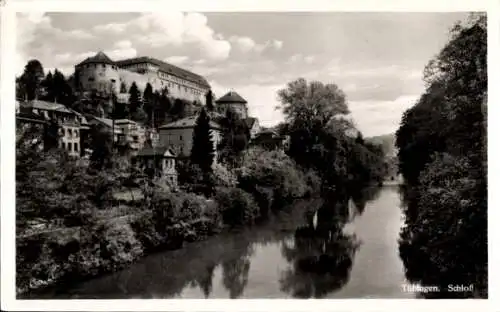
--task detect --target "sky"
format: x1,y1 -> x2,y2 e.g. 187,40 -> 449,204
16,12 -> 468,136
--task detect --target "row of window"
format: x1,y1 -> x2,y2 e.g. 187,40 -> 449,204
80,63 -> 119,70
63,128 -> 79,138
61,141 -> 79,153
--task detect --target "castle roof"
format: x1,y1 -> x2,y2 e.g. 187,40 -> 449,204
158,115 -> 221,130
216,91 -> 247,104
76,51 -> 115,67
114,56 -> 210,88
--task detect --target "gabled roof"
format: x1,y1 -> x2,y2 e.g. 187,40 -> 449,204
16,112 -> 49,124
136,146 -> 176,157
23,100 -> 74,114
90,117 -> 124,133
158,115 -> 221,130
114,56 -> 210,88
216,91 -> 247,104
115,119 -> 137,125
76,51 -> 115,67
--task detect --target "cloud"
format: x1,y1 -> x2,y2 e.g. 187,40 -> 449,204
164,56 -> 189,65
93,23 -> 127,34
348,94 -> 420,136
229,36 -> 284,54
131,12 -> 231,61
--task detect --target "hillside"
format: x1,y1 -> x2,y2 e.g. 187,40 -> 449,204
366,133 -> 397,157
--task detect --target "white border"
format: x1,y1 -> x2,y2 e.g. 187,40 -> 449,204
1,0 -> 498,311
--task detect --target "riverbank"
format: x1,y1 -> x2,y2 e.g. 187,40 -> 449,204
21,186 -> 413,299
17,196 -> 323,298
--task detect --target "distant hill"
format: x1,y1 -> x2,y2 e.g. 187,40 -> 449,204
366,133 -> 397,157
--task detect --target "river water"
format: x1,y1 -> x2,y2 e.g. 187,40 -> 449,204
30,185 -> 416,299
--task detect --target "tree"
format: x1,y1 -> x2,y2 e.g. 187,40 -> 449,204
217,108 -> 249,168
89,124 -> 114,170
205,89 -> 214,111
19,59 -> 45,101
143,83 -> 154,125
277,78 -> 350,169
40,69 -> 75,106
396,13 -> 487,298
128,82 -> 141,114
120,82 -> 127,93
190,108 -> 215,173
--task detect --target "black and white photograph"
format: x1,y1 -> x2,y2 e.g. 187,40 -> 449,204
0,0 -> 492,310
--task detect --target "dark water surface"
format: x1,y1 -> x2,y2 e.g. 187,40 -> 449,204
30,185 -> 415,299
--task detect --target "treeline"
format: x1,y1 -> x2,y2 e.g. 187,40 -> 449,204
396,14 -> 487,298
16,60 -> 216,126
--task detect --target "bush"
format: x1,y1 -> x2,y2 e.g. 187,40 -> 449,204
215,187 -> 260,226
236,147 -> 309,209
212,162 -> 238,187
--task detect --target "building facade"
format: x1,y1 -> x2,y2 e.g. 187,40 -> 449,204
158,115 -> 222,159
135,147 -> 178,188
19,100 -> 89,157
75,52 -> 211,105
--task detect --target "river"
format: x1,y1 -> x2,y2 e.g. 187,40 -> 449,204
29,185 -> 416,299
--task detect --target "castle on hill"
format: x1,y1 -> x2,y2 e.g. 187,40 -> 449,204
74,51 -> 211,105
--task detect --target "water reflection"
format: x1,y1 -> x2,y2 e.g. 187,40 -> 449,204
279,195 -> 360,298
26,187 -> 405,299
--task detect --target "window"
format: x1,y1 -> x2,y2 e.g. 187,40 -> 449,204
88,77 -> 95,82
68,129 -> 72,137
179,135 -> 183,141
74,143 -> 79,152
62,142 -> 66,150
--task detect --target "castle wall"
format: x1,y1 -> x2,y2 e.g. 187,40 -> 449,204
77,62 -> 209,106
76,63 -> 121,94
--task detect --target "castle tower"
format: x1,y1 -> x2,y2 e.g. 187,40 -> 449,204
215,91 -> 248,119
74,51 -> 120,95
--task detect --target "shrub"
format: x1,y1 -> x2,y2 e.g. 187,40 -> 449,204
215,187 -> 260,226
236,147 -> 309,209
97,222 -> 144,272
212,162 -> 238,187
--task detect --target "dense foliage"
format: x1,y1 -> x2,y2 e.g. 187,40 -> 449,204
396,14 -> 487,298
190,108 -> 215,173
277,78 -> 387,189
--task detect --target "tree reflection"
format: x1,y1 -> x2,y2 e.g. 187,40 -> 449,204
221,243 -> 254,298
279,197 -> 360,298
350,186 -> 382,215
194,263 -> 216,298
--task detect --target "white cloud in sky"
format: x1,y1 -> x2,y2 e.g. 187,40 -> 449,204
349,94 -> 420,136
229,36 -> 284,54
164,56 -> 189,65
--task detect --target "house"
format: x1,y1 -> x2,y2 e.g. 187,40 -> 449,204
135,146 -> 178,187
114,119 -> 147,151
251,129 -> 290,151
158,115 -> 222,160
19,100 -> 88,157
88,116 -> 125,144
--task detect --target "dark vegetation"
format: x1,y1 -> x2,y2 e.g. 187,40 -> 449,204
395,14 -> 487,298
